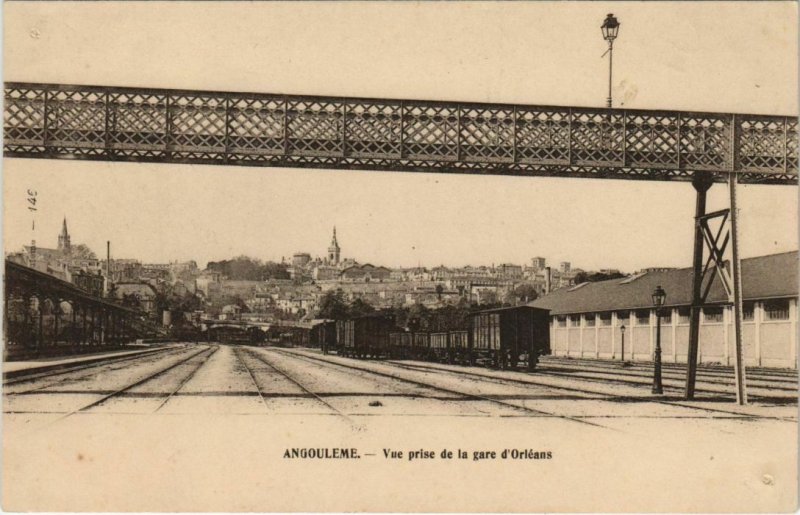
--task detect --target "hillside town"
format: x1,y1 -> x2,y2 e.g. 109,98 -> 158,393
7,218 -> 625,331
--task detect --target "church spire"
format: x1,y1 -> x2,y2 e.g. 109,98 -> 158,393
328,226 -> 340,265
58,216 -> 71,254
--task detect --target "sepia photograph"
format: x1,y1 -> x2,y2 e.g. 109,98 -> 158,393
2,1 -> 798,512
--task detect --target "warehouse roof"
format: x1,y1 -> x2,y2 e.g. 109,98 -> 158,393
530,251 -> 797,316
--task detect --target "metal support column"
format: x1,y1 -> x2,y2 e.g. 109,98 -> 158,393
72,303 -> 77,346
37,296 -> 44,354
23,296 -> 30,349
82,304 -> 88,346
685,172 -> 713,399
53,300 -> 60,347
728,174 -> 748,404
91,305 -> 97,345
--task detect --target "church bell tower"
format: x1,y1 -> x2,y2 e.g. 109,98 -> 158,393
327,226 -> 340,265
58,217 -> 71,254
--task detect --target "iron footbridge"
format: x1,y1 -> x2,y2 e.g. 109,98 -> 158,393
4,82 -> 797,185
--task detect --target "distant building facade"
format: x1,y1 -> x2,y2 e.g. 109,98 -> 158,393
532,251 -> 798,369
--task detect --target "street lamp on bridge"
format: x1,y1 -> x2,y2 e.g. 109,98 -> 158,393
651,285 -> 666,394
601,13 -> 620,108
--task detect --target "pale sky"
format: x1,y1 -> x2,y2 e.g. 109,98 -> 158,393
3,2 -> 798,271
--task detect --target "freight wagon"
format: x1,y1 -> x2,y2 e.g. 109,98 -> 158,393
338,314 -> 396,359
389,331 -> 413,359
469,306 -> 551,370
310,320 -> 337,354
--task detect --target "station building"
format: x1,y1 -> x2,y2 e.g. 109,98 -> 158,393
531,251 -> 797,369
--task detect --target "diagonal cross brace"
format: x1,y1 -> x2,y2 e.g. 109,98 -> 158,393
697,209 -> 733,302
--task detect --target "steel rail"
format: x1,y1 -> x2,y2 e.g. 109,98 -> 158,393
532,361 -> 798,391
239,347 -> 357,424
52,345 -> 215,421
3,346 -> 177,386
532,366 -> 795,403
231,346 -> 270,412
3,346 -> 183,393
271,347 -> 609,429
543,356 -> 800,380
382,360 -> 795,421
382,361 -> 796,422
151,345 -> 220,413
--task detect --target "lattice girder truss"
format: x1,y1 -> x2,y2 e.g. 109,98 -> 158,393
4,83 -> 798,184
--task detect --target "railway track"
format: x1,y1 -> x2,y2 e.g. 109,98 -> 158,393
4,347 -> 188,395
230,346 -> 270,412
3,346 -> 179,386
150,346 -> 220,413
237,346 -> 357,425
543,355 -> 799,379
532,366 -> 796,404
377,359 -> 797,422
542,356 -> 798,385
365,352 -> 796,403
271,348 -> 609,429
16,345 -> 218,427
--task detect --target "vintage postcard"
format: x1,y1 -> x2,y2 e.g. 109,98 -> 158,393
2,1 -> 798,512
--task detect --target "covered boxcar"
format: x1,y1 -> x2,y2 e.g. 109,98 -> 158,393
335,320 -> 347,354
412,332 -> 430,360
469,306 -> 550,370
389,331 -> 413,359
311,320 -> 337,353
339,314 -> 396,359
281,325 -> 311,347
207,324 -> 265,345
449,330 -> 470,364
429,332 -> 449,362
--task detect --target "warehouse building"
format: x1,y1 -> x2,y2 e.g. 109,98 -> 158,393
531,251 -> 797,369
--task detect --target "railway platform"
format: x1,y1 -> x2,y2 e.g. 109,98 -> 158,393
3,345 -> 171,380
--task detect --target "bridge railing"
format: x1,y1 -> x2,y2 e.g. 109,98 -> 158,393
4,82 -> 797,184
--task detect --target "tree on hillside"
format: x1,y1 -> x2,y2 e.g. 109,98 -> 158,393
405,303 -> 433,332
206,256 -> 290,280
504,283 -> 539,305
262,261 -> 290,280
71,244 -> 97,260
430,303 -> 471,332
349,297 -> 375,318
317,289 -> 350,320
477,290 -> 500,306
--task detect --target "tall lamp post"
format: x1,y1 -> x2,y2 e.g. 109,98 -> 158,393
620,324 -> 626,362
601,13 -> 620,108
652,285 -> 667,394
